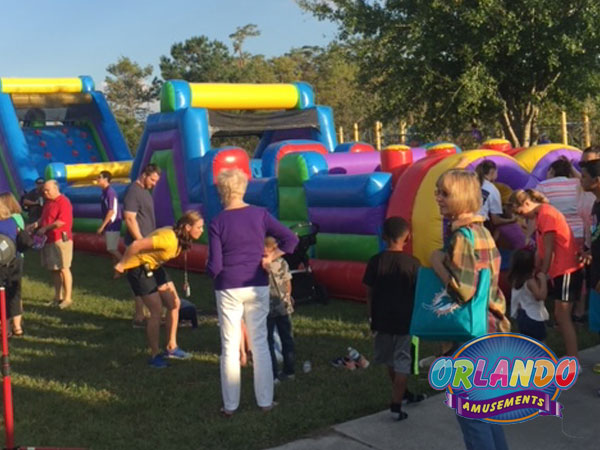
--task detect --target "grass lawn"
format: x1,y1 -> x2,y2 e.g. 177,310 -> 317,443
7,250 -> 600,450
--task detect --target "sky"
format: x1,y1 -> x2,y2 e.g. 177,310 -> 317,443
0,0 -> 338,89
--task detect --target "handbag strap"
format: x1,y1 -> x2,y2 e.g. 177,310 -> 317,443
456,226 -> 475,245
456,226 -> 487,271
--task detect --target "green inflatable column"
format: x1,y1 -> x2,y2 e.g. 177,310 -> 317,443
277,154 -> 310,226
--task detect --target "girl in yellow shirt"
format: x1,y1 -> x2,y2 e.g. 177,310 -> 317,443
115,210 -> 204,368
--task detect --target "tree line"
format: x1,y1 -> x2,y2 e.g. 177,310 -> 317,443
107,1 -> 600,153
105,25 -> 375,153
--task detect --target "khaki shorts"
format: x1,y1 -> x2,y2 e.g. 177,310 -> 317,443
105,231 -> 121,252
373,333 -> 412,374
41,240 -> 73,270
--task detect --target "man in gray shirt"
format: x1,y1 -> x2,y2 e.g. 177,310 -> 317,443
123,163 -> 161,327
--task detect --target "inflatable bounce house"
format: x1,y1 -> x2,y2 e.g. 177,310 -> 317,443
0,78 -> 584,302
0,77 -> 133,234
123,82 -> 586,301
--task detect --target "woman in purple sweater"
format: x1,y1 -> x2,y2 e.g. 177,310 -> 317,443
207,169 -> 298,417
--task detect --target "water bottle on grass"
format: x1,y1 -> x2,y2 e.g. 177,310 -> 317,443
347,347 -> 370,369
303,360 -> 312,373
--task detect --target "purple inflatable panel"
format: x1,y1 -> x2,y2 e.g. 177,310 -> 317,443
73,203 -> 102,219
411,147 -> 428,162
323,152 -> 381,175
308,205 -> 386,235
530,149 -> 582,183
138,129 -> 190,206
466,155 -> 534,190
0,175 -> 13,194
153,175 -> 175,227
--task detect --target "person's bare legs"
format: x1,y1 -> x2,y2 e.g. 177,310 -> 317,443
388,367 -> 408,405
158,282 -> 180,351
555,301 -> 578,357
142,293 -> 162,357
572,290 -> 587,320
51,270 -> 63,302
109,250 -> 122,263
11,315 -> 23,334
134,297 -> 146,322
240,320 -> 248,366
60,268 -> 72,306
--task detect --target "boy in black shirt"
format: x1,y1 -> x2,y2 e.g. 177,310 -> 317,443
363,216 -> 421,421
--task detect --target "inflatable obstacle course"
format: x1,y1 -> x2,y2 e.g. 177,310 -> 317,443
47,80 -> 582,302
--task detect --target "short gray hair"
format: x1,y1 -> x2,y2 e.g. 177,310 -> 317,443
216,169 -> 248,206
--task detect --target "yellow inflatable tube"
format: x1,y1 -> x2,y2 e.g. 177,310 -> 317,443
411,150 -> 526,266
189,83 -> 299,110
514,143 -> 581,173
65,161 -> 132,183
10,93 -> 92,108
0,78 -> 83,94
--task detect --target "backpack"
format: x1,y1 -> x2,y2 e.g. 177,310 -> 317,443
0,234 -> 17,266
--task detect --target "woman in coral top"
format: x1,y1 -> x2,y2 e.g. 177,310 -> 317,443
510,189 -> 583,357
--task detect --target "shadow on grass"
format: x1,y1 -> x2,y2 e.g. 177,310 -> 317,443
14,251 -> 400,450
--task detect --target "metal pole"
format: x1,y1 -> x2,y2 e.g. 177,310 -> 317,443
561,111 -> 568,145
353,123 -> 359,142
399,120 -> 407,144
375,121 -> 382,151
583,112 -> 591,148
338,126 -> 344,144
1,287 -> 15,450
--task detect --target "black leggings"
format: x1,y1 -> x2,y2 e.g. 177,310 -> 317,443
0,255 -> 23,318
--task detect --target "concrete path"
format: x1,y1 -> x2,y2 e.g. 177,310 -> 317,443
268,345 -> 600,450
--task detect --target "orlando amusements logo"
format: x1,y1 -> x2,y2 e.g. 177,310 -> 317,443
427,333 -> 579,423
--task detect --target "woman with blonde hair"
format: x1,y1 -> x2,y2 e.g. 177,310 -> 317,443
0,192 -> 30,337
510,188 -> 583,358
207,168 -> 298,417
114,210 -> 204,368
429,169 -> 509,450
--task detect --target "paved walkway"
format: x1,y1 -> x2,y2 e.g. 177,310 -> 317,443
268,344 -> 600,450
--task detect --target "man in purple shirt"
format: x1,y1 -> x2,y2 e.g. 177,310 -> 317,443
97,171 -> 122,262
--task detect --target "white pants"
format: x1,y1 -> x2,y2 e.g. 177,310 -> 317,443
216,286 -> 272,411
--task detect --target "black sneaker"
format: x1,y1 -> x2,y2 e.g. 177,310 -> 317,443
403,390 -> 428,404
390,403 -> 408,421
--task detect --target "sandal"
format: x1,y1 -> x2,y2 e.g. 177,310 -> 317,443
219,407 -> 234,419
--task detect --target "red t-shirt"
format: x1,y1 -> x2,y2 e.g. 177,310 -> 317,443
40,195 -> 73,243
535,203 -> 582,279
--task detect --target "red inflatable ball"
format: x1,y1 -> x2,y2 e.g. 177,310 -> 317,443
62,128 -> 69,134
80,132 -> 87,139
44,152 -> 51,159
86,144 -> 92,150
72,150 -> 79,157
39,140 -> 46,147
34,129 -> 42,136
66,139 -> 73,146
